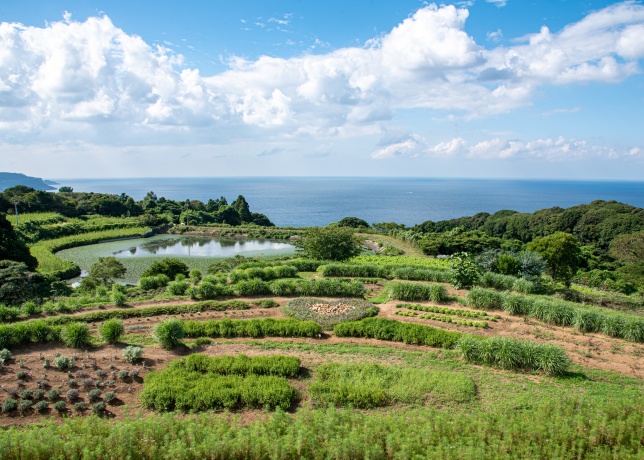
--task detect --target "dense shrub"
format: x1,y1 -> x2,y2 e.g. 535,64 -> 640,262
141,258 -> 189,280
167,280 -> 190,296
123,345 -> 144,363
466,288 -> 504,310
53,355 -> 74,370
139,274 -> 170,291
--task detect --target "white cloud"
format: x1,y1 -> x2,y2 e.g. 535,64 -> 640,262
486,0 -> 507,7
0,3 -> 643,150
487,29 -> 503,42
372,135 -> 642,161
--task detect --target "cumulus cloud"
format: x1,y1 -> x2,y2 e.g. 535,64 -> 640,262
372,135 -> 641,161
0,2 -> 643,148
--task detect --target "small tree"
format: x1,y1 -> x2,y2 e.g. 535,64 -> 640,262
450,252 -> 480,289
527,232 -> 582,287
335,217 -> 370,229
293,227 -> 363,261
88,257 -> 126,286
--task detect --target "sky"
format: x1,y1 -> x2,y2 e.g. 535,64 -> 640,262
0,0 -> 643,179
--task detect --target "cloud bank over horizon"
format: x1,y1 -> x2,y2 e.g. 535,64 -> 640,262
0,2 -> 643,177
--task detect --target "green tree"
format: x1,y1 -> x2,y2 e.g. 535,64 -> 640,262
0,212 -> 37,269
87,257 -> 127,286
58,186 -> 73,193
0,260 -> 49,305
527,232 -> 583,286
231,195 -> 252,223
293,227 -> 363,261
336,217 -> 370,229
609,231 -> 644,264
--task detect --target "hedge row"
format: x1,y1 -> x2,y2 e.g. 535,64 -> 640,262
193,278 -> 366,299
317,264 -> 389,279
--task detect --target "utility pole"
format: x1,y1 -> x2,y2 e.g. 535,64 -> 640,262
12,197 -> 19,226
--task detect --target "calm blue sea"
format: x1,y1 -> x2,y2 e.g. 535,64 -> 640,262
53,177 -> 644,227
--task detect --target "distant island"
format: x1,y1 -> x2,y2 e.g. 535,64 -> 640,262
0,172 -> 58,192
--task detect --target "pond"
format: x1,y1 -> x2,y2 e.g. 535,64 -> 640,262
57,234 -> 296,284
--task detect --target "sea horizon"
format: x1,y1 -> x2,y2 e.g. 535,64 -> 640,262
49,176 -> 644,228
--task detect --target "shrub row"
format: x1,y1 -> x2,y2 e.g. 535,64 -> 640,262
169,353 -> 301,378
282,298 -> 379,330
183,318 -> 322,339
140,371 -> 296,412
387,282 -> 449,302
334,318 -> 461,349
466,288 -> 644,342
457,335 -> 570,375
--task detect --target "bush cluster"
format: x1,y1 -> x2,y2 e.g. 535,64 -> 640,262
140,354 -> 299,412
392,267 -> 451,283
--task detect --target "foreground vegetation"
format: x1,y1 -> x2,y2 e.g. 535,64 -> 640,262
1,192 -> 643,458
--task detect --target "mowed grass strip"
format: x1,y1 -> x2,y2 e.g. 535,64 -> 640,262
309,362 -> 476,408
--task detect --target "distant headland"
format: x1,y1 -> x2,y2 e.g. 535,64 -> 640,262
0,172 -> 58,192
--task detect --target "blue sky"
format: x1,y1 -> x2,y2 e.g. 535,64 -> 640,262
0,0 -> 643,179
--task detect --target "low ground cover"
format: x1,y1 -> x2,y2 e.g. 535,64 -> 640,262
308,362 -> 476,408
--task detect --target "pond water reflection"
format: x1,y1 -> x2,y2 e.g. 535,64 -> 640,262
114,236 -> 295,258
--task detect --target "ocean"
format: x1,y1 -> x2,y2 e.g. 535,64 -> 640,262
53,177 -> 644,228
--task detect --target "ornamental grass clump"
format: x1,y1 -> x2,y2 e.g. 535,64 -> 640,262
61,322 -> 91,349
392,267 -> 451,283
465,288 -> 504,310
98,318 -> 124,344
153,319 -> 185,349
282,297 -> 379,330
